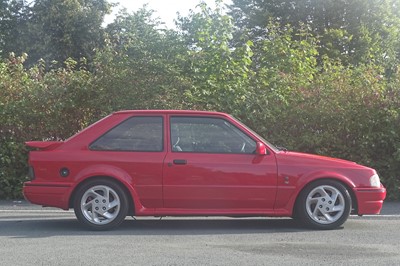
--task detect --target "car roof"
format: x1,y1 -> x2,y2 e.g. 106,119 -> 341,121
113,110 -> 228,116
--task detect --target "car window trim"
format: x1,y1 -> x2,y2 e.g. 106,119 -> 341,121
88,115 -> 165,152
169,116 -> 257,154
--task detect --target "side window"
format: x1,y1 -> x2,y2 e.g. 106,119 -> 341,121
90,116 -> 163,152
170,117 -> 256,154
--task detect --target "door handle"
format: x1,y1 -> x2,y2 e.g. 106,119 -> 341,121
173,159 -> 187,165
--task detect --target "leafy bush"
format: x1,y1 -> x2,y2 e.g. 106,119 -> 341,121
0,6 -> 399,200
0,55 -> 97,198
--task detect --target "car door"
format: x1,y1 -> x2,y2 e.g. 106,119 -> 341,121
163,115 -> 278,210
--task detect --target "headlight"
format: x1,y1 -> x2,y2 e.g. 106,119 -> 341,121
369,174 -> 381,187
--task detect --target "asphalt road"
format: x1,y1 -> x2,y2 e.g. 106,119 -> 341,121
0,201 -> 399,265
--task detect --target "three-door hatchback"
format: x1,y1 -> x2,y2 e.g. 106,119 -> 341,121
24,110 -> 386,230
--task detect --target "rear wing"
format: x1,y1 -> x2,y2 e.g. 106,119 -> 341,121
25,141 -> 63,151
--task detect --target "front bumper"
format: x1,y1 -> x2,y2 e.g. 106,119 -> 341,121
354,186 -> 386,215
23,182 -> 72,210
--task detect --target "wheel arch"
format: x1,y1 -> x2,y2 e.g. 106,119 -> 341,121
292,177 -> 358,217
69,175 -> 137,216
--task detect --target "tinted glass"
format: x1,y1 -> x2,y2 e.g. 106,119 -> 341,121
170,117 -> 256,154
90,116 -> 163,152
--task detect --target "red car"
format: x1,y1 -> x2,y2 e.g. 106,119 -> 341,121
24,110 -> 386,230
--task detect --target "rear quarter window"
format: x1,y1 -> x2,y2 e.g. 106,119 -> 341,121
89,116 -> 163,152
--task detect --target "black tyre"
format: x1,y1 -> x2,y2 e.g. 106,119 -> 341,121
296,179 -> 351,230
73,179 -> 129,230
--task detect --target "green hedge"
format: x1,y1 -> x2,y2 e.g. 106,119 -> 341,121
1,21 -> 399,200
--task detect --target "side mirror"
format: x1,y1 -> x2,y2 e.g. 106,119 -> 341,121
256,142 -> 267,155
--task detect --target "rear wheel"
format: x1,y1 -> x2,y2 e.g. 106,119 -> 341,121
296,180 -> 351,230
74,179 -> 129,230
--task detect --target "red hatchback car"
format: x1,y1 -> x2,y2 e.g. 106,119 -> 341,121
24,110 -> 386,230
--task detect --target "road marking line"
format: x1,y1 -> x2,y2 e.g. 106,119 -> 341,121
0,209 -> 399,217
0,210 -> 73,213
354,214 -> 400,217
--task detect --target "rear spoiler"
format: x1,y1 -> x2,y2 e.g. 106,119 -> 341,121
25,141 -> 63,151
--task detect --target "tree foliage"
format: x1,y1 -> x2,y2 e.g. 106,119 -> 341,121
0,1 -> 399,199
177,3 -> 254,113
29,0 -> 111,65
229,0 -> 400,68
0,0 -> 30,58
0,0 -> 112,66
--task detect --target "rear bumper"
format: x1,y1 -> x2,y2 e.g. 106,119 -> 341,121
23,182 -> 72,210
354,186 -> 386,215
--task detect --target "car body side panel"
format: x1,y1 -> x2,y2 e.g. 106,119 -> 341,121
24,150 -> 166,211
24,113 -> 169,212
23,110 -> 386,220
273,170 -> 356,216
162,113 -> 279,211
163,152 -> 278,210
71,151 -> 166,209
274,151 -> 385,216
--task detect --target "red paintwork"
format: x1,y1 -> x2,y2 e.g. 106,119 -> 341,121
256,142 -> 267,155
25,141 -> 63,150
23,110 -> 386,217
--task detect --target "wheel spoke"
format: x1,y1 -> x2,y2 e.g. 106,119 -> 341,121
332,205 -> 344,212
108,200 -> 119,210
88,189 -> 102,199
307,197 -> 320,204
322,212 -> 333,222
105,187 -> 111,201
312,205 -> 321,218
82,199 -> 94,209
102,212 -> 114,219
330,190 -> 339,204
92,208 -> 100,222
314,187 -> 329,198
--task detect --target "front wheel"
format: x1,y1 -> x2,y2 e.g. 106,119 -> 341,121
296,180 -> 351,230
74,179 -> 129,230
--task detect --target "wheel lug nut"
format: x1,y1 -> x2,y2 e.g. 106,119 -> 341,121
328,201 -> 332,204
95,207 -> 99,210
102,200 -> 106,203
319,205 -> 323,208
95,200 -> 99,203
322,198 -> 325,202
326,207 -> 329,211
102,207 -> 106,210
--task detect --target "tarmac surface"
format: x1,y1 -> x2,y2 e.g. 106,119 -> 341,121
0,200 -> 399,265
